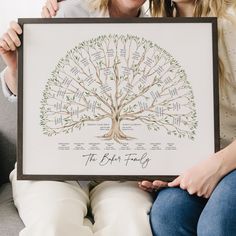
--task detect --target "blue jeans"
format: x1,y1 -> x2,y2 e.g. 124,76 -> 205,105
150,170 -> 236,236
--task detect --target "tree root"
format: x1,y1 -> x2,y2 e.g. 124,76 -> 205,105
98,131 -> 135,143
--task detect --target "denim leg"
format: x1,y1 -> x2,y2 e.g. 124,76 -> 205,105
198,170 -> 236,236
150,187 -> 207,236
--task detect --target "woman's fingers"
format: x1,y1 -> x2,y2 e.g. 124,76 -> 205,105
41,0 -> 60,18
139,180 -> 168,192
10,21 -> 22,35
138,184 -> 153,192
46,0 -> 56,16
50,0 -> 58,11
7,28 -> 21,47
2,33 -> 16,51
138,181 -> 155,192
42,6 -> 51,18
168,176 -> 182,187
0,22 -> 22,54
152,180 -> 168,188
140,180 -> 153,188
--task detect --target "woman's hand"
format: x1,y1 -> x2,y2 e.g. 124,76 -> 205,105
0,21 -> 22,71
168,153 -> 224,198
41,0 -> 63,18
139,180 -> 168,192
0,21 -> 22,95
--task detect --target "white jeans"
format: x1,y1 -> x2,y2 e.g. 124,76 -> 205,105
10,168 -> 153,236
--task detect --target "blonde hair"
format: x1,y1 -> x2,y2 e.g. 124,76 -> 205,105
150,0 -> 236,17
151,0 -> 236,88
89,0 -> 109,13
150,0 -> 172,17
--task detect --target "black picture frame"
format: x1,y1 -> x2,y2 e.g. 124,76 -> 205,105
17,17 -> 219,181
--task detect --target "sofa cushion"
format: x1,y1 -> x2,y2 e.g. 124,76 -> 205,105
0,57 -> 17,185
0,183 -> 24,235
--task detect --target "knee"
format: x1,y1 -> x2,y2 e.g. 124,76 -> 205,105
197,171 -> 236,236
92,182 -> 153,213
150,188 -> 191,236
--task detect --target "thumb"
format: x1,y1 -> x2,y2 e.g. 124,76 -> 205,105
168,176 -> 181,187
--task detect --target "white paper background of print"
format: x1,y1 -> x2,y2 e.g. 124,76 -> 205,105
22,22 -> 215,176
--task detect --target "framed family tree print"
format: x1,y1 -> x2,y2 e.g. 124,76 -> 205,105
17,18 -> 219,181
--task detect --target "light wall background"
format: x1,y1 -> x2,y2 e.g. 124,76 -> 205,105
0,0 -> 44,35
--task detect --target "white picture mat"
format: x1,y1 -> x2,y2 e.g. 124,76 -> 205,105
21,21 -> 216,177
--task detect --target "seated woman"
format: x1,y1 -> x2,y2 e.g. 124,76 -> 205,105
140,1 -> 236,235
0,1 -> 157,236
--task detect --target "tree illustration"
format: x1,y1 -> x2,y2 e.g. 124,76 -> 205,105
40,34 -> 197,142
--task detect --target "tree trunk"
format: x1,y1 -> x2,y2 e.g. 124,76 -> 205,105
103,116 -> 128,142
